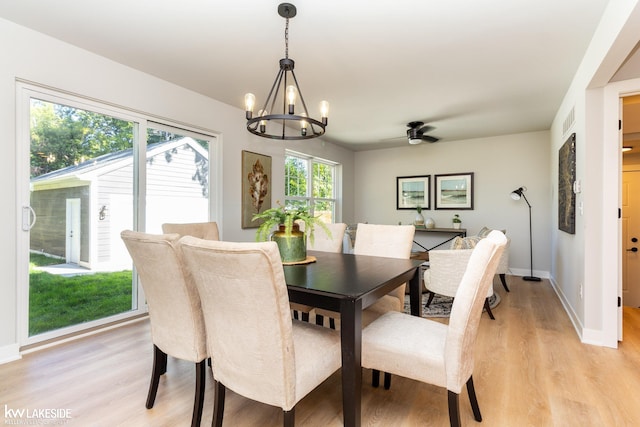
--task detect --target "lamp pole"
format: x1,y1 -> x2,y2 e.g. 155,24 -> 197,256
520,192 -> 541,282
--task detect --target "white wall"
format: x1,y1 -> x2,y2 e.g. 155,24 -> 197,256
0,17 -> 354,361
354,131 -> 551,275
550,0 -> 640,347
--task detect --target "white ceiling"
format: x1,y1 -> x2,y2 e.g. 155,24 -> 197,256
0,0 -> 612,150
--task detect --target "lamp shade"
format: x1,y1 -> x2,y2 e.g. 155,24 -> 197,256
510,186 -> 526,200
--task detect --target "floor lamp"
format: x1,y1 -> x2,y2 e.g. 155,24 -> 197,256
510,186 -> 541,281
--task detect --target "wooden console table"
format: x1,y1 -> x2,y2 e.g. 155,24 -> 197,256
412,227 -> 467,252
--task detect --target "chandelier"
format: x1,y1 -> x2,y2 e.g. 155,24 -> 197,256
244,3 -> 329,140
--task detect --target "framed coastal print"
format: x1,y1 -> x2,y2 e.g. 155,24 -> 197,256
396,175 -> 430,210
241,150 -> 271,229
434,172 -> 474,210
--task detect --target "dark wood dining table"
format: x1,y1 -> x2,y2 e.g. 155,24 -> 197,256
284,250 -> 424,427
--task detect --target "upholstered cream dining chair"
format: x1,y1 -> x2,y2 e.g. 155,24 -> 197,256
307,222 -> 347,253
287,222 -> 347,322
179,238 -> 342,427
120,230 -> 208,427
293,222 -> 348,326
161,221 -> 220,240
361,230 -> 507,427
496,237 -> 511,292
315,223 -> 416,329
424,248 -> 497,319
451,230 -> 511,292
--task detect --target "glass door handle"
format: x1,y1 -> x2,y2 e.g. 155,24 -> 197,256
22,206 -> 36,231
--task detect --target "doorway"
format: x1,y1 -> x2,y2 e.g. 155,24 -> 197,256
622,95 -> 640,309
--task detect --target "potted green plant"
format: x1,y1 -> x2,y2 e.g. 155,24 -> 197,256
252,202 -> 331,262
452,214 -> 462,229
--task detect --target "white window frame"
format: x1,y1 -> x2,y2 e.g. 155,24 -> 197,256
15,82 -> 221,346
285,150 -> 339,222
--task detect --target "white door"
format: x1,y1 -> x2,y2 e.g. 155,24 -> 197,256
65,198 -> 81,265
622,170 -> 640,307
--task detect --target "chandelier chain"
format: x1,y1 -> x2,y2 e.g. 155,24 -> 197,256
284,18 -> 289,59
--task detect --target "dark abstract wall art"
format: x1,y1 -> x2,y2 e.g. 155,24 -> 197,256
558,133 -> 576,234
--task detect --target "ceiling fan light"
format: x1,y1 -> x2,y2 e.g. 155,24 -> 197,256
408,137 -> 422,145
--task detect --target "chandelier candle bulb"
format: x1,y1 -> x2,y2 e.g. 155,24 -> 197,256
244,93 -> 255,119
286,85 -> 296,114
320,100 -> 329,125
300,113 -> 308,136
258,109 -> 268,133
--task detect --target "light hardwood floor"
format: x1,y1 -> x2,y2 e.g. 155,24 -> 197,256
2,276 -> 640,426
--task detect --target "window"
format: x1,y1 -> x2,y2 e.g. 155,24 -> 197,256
285,151 -> 338,223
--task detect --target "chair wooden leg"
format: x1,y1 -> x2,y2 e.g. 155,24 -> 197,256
499,273 -> 510,292
484,298 -> 495,320
447,391 -> 461,427
191,361 -> 206,427
425,291 -> 435,307
146,345 -> 167,409
372,369 -> 380,387
212,380 -> 226,427
466,376 -> 482,422
283,408 -> 295,427
383,372 -> 392,390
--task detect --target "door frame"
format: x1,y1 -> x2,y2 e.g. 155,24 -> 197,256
602,78 -> 640,346
15,83 -> 150,346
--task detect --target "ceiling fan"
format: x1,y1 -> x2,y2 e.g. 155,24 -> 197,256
406,121 -> 439,144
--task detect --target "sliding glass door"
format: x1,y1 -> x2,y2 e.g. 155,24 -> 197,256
144,124 -> 212,233
17,84 -> 217,345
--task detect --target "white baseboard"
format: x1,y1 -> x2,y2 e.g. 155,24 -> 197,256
548,276 -> 583,337
547,276 -> 610,347
581,328 -> 607,346
508,267 -> 550,279
0,343 -> 21,365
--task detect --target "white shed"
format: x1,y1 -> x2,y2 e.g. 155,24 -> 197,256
30,137 -> 209,271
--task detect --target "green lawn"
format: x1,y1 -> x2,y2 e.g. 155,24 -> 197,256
29,254 -> 133,335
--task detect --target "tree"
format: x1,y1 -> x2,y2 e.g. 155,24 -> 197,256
285,156 -> 307,198
285,155 -> 334,219
29,99 -> 210,197
30,100 -> 133,177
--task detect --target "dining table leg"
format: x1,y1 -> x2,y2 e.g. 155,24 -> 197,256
340,298 -> 362,427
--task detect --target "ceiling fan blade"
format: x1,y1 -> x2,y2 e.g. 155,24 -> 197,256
421,135 -> 439,143
417,125 -> 435,133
